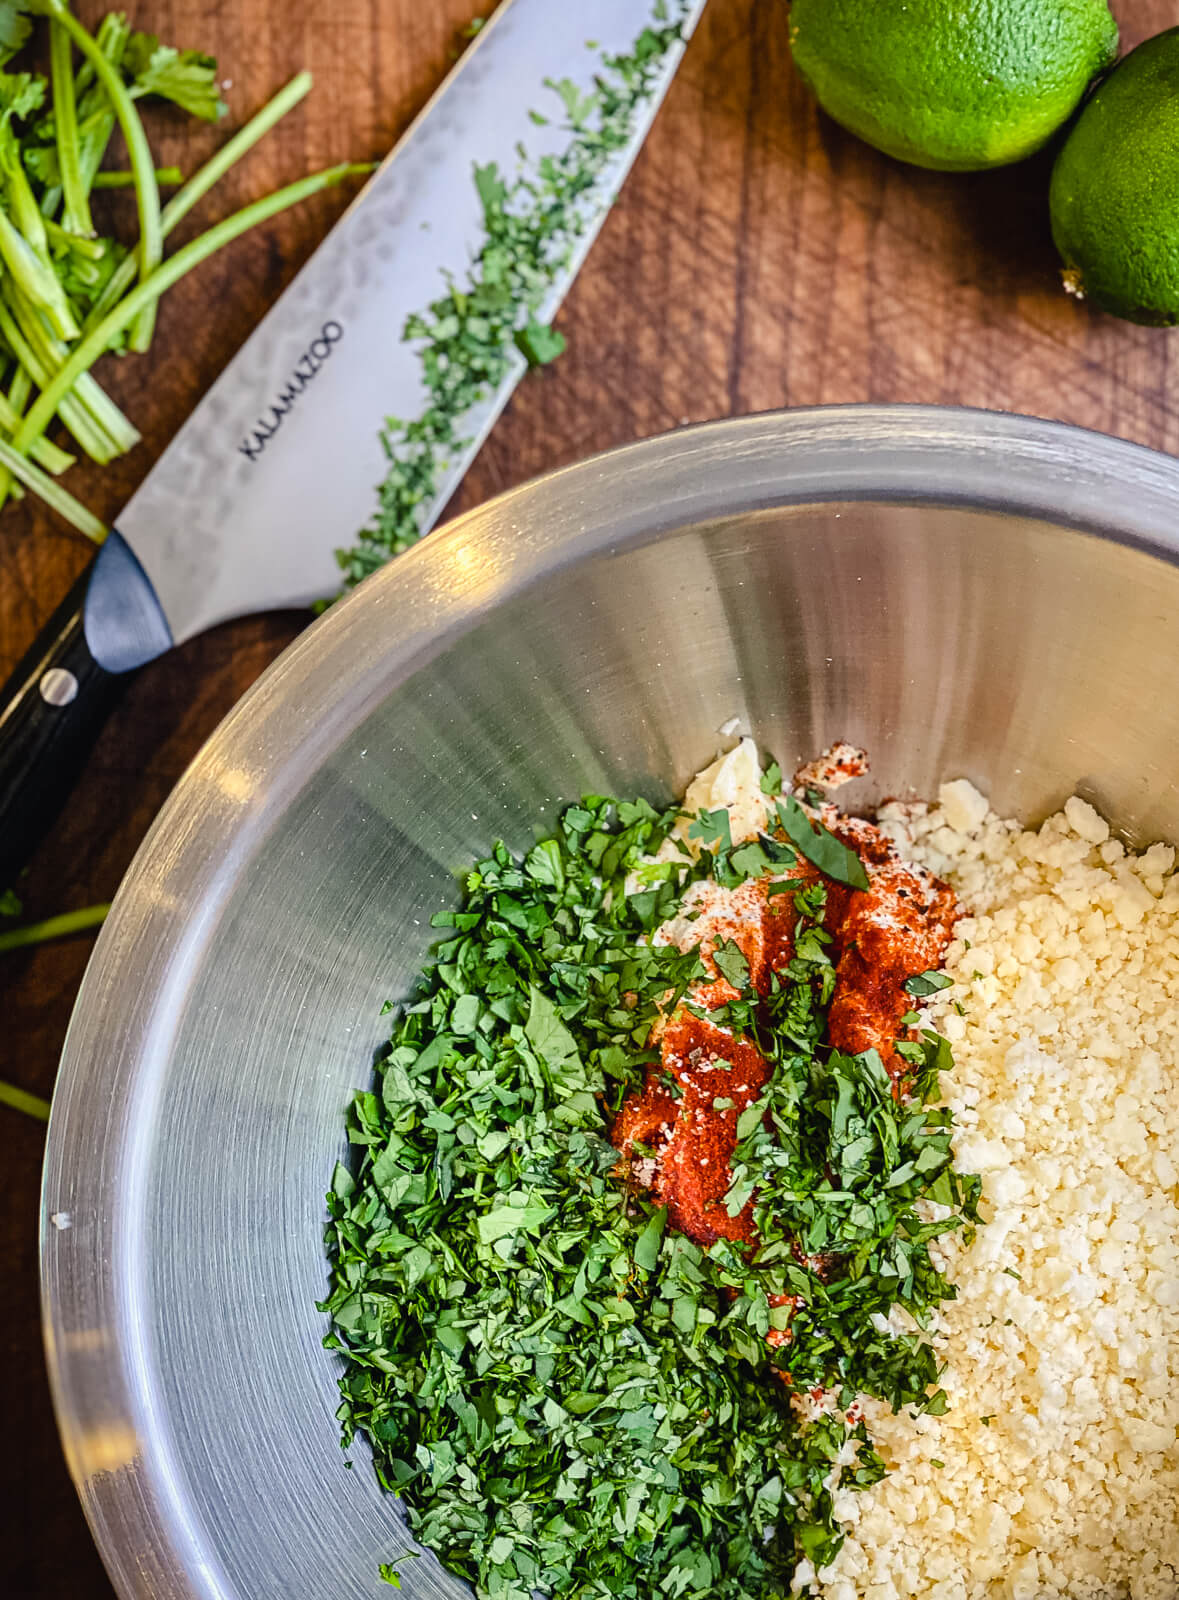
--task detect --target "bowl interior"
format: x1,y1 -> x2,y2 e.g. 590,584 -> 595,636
42,412 -> 1179,1600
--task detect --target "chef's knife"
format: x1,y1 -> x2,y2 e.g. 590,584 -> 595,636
0,0 -> 705,886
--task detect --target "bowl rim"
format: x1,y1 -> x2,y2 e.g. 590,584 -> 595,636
40,402 -> 1179,1599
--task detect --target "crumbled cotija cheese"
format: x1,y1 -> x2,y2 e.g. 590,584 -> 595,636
815,782 -> 1179,1600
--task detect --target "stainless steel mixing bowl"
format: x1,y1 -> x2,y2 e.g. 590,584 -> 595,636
41,405 -> 1179,1600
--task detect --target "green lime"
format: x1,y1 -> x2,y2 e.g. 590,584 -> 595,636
789,0 -> 1118,172
1051,29 -> 1179,326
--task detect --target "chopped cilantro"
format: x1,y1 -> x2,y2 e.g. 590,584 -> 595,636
334,5 -> 689,589
713,832 -> 797,891
322,787 -> 978,1598
514,319 -> 566,367
760,760 -> 783,795
378,1553 -> 419,1588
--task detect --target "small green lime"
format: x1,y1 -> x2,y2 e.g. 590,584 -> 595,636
1051,29 -> 1179,326
789,0 -> 1118,172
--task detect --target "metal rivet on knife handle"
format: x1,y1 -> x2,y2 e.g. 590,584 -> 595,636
40,668 -> 80,706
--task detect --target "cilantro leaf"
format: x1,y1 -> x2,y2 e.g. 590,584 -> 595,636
735,1098 -> 766,1140
524,837 -> 565,888
123,33 -> 227,122
687,806 -> 732,853
475,1197 -> 557,1246
0,4 -> 31,68
0,71 -> 45,125
775,795 -> 870,890
378,1553 -> 419,1588
514,319 -> 566,366
472,158 -> 506,214
633,1205 -> 667,1270
711,936 -> 750,991
904,969 -> 954,998
545,73 -> 596,127
524,984 -> 581,1076
450,993 -> 480,1035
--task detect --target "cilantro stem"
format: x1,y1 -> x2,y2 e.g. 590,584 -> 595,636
0,204 -> 78,340
0,391 -> 71,471
40,0 -> 162,352
91,166 -> 182,189
161,72 -> 314,233
0,434 -> 105,539
0,362 -> 32,509
43,216 -> 105,258
0,291 -> 119,460
0,285 -> 136,460
67,13 -> 127,203
8,362 -> 31,416
0,900 -> 110,952
0,1080 -> 50,1121
72,9 -> 129,104
16,161 -> 369,457
49,18 -> 93,238
83,72 -> 314,331
0,120 -> 58,267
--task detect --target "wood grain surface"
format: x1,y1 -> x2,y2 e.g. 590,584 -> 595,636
2,0 -> 1175,1591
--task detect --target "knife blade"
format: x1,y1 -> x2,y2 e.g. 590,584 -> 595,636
0,0 -> 705,885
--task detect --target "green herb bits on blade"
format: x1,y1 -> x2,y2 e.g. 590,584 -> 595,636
331,4 -> 693,592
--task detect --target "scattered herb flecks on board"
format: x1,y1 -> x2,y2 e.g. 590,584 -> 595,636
321,783 -> 981,1600
330,0 -> 690,593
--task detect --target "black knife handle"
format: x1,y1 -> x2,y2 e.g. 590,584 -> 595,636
0,559 -> 132,888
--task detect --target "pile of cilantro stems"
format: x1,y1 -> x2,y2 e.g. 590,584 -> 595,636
322,770 -> 982,1600
0,0 -> 366,540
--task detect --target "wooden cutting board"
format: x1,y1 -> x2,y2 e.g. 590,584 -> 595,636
2,1 -> 1173,1590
